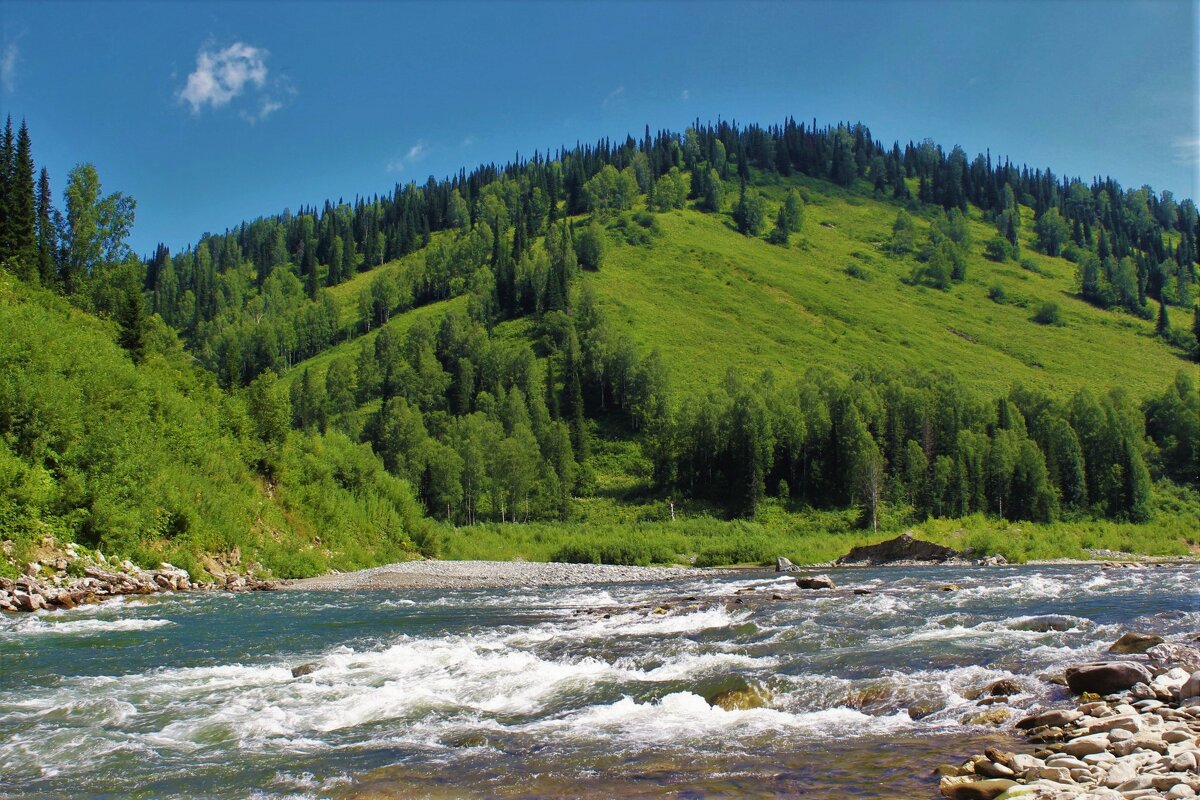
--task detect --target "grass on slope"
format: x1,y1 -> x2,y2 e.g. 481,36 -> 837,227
590,177 -> 1187,400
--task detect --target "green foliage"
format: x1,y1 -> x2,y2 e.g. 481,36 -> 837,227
733,184 -> 766,236
576,220 -> 606,271
0,276 -> 423,576
1033,301 -> 1064,326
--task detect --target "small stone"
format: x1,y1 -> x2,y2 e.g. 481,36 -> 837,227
1105,761 -> 1138,788
939,777 -> 1018,800
987,679 -> 1023,697
853,588 -> 873,595
963,708 -> 1012,726
1017,709 -> 1083,730
1063,736 -> 1110,757
941,584 -> 962,591
1167,784 -> 1197,799
1034,765 -> 1074,784
974,761 -> 1016,779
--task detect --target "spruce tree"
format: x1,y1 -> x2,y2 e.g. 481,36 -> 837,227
10,120 -> 37,279
1156,300 -> 1170,336
35,167 -> 56,285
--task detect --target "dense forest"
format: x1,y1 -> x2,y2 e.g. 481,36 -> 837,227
0,112 -> 1196,573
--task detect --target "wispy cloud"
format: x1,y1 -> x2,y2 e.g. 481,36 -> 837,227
461,134 -> 476,147
680,89 -> 689,102
387,140 -> 430,173
602,85 -> 626,110
1172,136 -> 1199,166
178,41 -> 291,122
0,43 -> 18,94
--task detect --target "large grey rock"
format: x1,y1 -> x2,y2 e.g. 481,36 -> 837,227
838,532 -> 963,565
1065,662 -> 1153,696
775,557 -> 795,572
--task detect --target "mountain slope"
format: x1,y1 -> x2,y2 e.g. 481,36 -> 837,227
590,178 -> 1186,399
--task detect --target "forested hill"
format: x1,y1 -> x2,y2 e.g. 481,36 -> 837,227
0,114 -> 1197,575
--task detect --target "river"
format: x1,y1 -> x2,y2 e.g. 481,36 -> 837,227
1,563 -> 1196,799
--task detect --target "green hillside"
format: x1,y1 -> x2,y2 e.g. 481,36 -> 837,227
3,116 -> 1197,572
590,180 -> 1186,399
0,275 -> 429,579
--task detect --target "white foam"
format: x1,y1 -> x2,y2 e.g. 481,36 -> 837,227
2,617 -> 174,637
529,691 -> 918,743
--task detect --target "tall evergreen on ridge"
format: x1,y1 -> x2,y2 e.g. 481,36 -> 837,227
10,120 -> 39,280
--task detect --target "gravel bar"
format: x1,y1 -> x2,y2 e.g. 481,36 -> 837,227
280,560 -> 730,591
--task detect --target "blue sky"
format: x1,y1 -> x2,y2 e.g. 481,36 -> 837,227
2,0 -> 1196,256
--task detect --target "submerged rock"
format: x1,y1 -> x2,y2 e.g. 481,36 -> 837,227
837,532 -> 963,565
291,662 -> 319,678
708,684 -> 772,711
1109,632 -> 1166,654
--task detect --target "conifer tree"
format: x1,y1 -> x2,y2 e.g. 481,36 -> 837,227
36,167 -> 56,285
10,120 -> 37,279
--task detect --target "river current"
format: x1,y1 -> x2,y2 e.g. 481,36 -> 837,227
1,564 -> 1197,799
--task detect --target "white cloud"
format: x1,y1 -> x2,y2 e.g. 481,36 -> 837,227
680,89 -> 689,101
387,140 -> 429,173
1172,136 -> 1199,166
461,134 -> 476,147
602,85 -> 626,110
178,41 -> 269,113
0,43 -> 18,93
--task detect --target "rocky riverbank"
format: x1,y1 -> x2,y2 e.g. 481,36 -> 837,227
0,537 -> 276,613
937,643 -> 1200,799
281,558 -> 724,591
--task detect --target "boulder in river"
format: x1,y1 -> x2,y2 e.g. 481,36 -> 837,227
775,557 -> 795,572
291,662 -> 319,678
837,532 -> 963,565
795,574 -> 835,590
1108,632 -> 1165,654
1064,661 -> 1152,695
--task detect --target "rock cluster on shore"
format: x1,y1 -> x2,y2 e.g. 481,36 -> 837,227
939,644 -> 1200,800
0,538 -> 276,613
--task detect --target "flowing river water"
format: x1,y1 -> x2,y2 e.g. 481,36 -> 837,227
1,564 -> 1197,799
